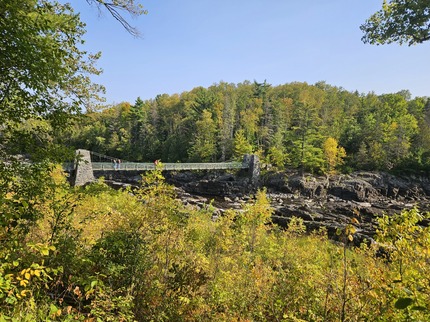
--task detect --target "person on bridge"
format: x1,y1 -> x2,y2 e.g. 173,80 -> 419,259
113,159 -> 117,170
118,159 -> 121,170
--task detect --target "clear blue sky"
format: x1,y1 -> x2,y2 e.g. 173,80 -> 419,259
69,0 -> 430,105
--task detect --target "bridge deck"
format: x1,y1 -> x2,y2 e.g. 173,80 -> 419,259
91,162 -> 247,171
69,150 -> 257,186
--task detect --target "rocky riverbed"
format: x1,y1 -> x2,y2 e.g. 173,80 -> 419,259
166,170 -> 430,244
105,170 -> 430,244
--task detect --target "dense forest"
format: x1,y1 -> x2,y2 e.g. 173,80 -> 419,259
64,82 -> 430,174
2,0 -> 430,321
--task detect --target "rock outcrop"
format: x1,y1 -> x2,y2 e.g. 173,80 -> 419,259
102,169 -> 430,244
168,170 -> 430,244
264,171 -> 430,243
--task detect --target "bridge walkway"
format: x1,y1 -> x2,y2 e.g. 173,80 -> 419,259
70,150 -> 259,186
92,161 -> 247,171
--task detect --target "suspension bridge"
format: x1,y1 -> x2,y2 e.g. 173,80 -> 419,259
87,151 -> 248,171
69,150 -> 259,186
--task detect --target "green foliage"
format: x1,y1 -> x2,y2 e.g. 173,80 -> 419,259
233,129 -> 254,160
3,0 -> 430,320
64,81 -> 430,174
2,165 -> 430,321
0,0 -> 104,128
373,209 -> 430,320
0,0 -> 103,263
266,130 -> 289,169
361,0 -> 430,45
188,110 -> 217,162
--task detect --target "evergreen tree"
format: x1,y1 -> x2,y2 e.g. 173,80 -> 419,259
188,110 -> 217,162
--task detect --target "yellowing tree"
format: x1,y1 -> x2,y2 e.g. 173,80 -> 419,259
323,137 -> 346,174
233,129 -> 253,160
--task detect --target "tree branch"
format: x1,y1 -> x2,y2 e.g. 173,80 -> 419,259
85,0 -> 147,37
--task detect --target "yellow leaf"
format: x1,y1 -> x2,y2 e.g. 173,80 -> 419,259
369,290 -> 378,298
73,286 -> 81,296
25,272 -> 31,280
351,217 -> 360,224
346,225 -> 356,235
348,235 -> 354,242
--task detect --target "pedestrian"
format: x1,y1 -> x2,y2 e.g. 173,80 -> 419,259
113,159 -> 117,170
118,159 -> 121,170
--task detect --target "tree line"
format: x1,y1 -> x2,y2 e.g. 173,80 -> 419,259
64,81 -> 430,174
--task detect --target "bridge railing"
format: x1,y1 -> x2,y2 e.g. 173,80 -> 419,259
91,162 -> 248,171
63,162 -> 75,172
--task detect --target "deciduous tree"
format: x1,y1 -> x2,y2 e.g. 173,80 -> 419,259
233,129 -> 253,160
0,0 -> 104,127
361,0 -> 430,45
86,0 -> 147,36
323,137 -> 346,174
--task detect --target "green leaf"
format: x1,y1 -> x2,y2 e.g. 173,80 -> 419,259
50,303 -> 59,314
394,297 -> 413,310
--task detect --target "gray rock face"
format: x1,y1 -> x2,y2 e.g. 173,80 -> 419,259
170,170 -> 430,244
262,171 -> 430,243
181,175 -> 253,197
265,171 -> 430,202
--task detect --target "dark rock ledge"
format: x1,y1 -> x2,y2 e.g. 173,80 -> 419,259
104,170 -> 430,244
168,170 -> 430,244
